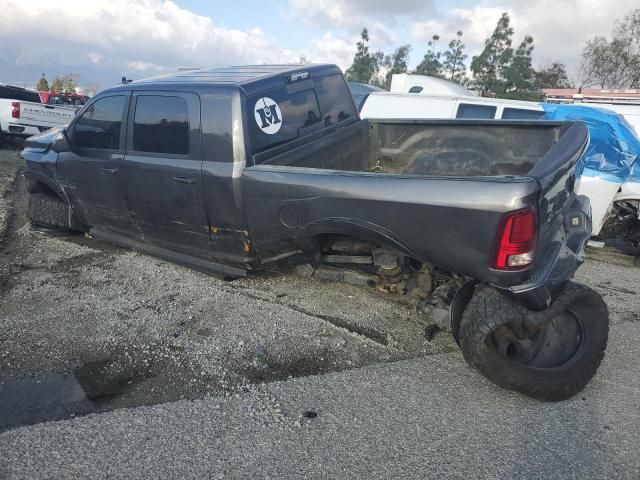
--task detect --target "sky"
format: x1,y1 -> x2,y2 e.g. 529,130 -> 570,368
0,0 -> 637,90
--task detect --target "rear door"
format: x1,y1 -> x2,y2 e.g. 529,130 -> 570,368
57,92 -> 139,234
122,91 -> 212,256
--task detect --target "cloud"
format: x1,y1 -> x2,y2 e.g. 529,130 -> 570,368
289,0 -> 435,31
0,0 -> 294,85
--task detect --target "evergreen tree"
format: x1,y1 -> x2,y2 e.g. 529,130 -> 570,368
470,12 -> 514,93
503,35 -> 535,93
414,35 -> 443,77
442,31 -> 467,83
534,62 -> 571,89
36,73 -> 49,92
383,45 -> 411,89
345,29 -> 382,84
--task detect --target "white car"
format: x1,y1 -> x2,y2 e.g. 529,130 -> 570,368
360,75 -> 640,249
0,84 -> 78,142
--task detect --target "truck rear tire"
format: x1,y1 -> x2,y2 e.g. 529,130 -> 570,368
458,282 -> 608,401
27,193 -> 83,231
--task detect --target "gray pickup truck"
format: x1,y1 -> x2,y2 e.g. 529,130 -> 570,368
20,64 -> 608,400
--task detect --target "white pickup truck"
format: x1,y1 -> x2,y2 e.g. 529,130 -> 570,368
0,84 -> 79,142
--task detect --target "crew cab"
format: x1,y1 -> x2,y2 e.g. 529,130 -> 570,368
0,84 -> 79,141
20,64 -> 609,400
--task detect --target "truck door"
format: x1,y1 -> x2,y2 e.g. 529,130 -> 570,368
122,92 -> 212,256
57,92 -> 140,234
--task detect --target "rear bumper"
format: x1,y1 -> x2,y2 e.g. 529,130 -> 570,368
3,123 -> 47,137
495,194 -> 592,309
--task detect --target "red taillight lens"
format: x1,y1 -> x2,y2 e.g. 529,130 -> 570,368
11,102 -> 20,119
493,208 -> 537,270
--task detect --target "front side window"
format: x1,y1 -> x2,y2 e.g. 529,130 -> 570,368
456,103 -> 497,119
133,95 -> 189,155
72,95 -> 125,149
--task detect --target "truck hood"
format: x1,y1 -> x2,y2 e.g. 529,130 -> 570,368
23,127 -> 63,153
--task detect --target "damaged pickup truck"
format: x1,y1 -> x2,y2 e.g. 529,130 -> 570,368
21,64 -> 609,400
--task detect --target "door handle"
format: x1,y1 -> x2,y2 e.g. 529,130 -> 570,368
101,167 -> 119,175
172,176 -> 196,185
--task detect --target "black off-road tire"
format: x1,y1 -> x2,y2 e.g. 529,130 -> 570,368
25,178 -> 42,194
27,193 -> 83,231
459,282 -> 609,401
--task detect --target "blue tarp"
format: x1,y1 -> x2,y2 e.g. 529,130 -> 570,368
542,104 -> 640,183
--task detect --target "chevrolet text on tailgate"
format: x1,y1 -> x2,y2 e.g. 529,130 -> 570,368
21,64 -> 609,401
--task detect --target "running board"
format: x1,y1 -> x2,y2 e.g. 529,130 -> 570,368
90,228 -> 247,279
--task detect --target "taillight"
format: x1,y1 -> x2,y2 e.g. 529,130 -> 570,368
493,208 -> 537,270
11,102 -> 20,119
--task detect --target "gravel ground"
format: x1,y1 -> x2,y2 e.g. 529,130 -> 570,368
1,145 -> 639,479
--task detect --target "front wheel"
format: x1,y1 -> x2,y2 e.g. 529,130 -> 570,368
27,193 -> 84,231
458,282 -> 609,401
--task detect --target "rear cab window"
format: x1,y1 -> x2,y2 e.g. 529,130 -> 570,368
247,73 -> 356,157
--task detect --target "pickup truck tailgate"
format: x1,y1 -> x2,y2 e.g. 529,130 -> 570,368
20,102 -> 76,128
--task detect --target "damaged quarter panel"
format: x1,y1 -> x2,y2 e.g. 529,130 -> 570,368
242,166 -> 539,285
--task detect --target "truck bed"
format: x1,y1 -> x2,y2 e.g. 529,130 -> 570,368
243,119 -> 589,288
255,119 -> 567,177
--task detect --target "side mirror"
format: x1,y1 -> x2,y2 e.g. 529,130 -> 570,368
52,128 -> 70,153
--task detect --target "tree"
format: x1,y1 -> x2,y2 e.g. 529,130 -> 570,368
503,35 -> 535,93
50,73 -> 79,93
414,35 -> 443,78
582,9 -> 640,88
36,73 -> 49,92
442,31 -> 468,83
383,44 -> 411,89
297,55 -> 311,65
85,83 -> 101,97
470,12 -> 514,93
345,29 -> 384,85
534,62 -> 571,89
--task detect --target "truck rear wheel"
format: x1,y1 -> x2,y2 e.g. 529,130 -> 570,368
458,282 -> 608,401
27,193 -> 83,231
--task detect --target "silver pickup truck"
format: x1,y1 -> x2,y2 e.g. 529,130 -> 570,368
21,64 -> 609,400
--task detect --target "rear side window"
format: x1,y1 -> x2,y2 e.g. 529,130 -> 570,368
133,95 -> 189,155
502,108 -> 544,120
314,74 -> 356,127
456,103 -> 497,119
248,87 -> 322,154
0,86 -> 41,103
72,95 -> 125,150
409,86 -> 424,93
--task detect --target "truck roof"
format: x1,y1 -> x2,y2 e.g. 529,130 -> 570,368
118,64 -> 342,96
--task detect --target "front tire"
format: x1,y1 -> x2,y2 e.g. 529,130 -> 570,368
27,193 -> 83,231
458,282 -> 609,401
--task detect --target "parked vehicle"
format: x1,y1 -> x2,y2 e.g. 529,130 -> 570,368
20,64 -> 608,400
362,74 -> 640,253
0,84 -> 79,142
347,81 -> 383,110
39,92 -> 89,107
